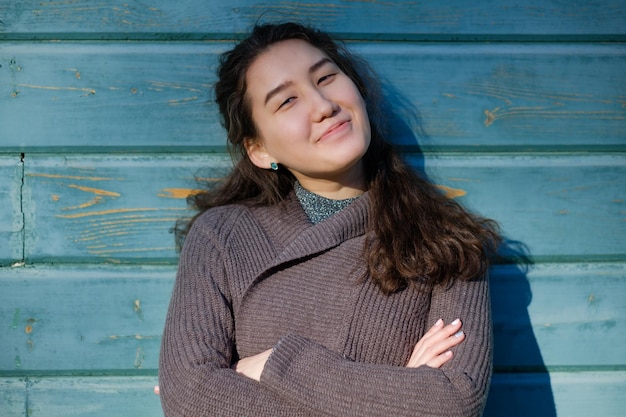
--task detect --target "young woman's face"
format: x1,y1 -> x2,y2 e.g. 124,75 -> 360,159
245,39 -> 371,195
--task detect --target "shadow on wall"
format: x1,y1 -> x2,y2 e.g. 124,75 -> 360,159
381,81 -> 556,417
484,241 -> 556,417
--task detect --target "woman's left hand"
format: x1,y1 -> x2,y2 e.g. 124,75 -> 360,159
233,348 -> 273,381
405,318 -> 465,369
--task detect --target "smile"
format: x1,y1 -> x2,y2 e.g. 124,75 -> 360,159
318,120 -> 351,142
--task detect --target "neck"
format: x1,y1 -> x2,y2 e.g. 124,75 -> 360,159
294,161 -> 366,200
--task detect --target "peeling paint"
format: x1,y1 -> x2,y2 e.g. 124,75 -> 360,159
88,246 -> 173,255
28,173 -> 117,181
17,83 -> 96,95
484,107 -> 499,127
108,334 -> 156,341
158,188 -> 202,199
11,309 -> 20,330
168,96 -> 199,106
56,207 -> 160,219
435,184 -> 466,199
134,346 -> 145,369
67,184 -> 121,197
62,196 -> 103,210
134,299 -> 144,322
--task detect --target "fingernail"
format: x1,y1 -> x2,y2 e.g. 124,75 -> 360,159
451,319 -> 460,325
434,318 -> 443,326
454,330 -> 464,338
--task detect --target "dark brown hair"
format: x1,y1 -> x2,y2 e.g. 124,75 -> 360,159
177,22 -> 501,294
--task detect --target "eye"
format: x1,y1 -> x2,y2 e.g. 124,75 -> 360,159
317,73 -> 336,85
278,96 -> 296,110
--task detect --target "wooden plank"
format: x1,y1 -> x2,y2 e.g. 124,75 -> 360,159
491,263 -> 626,369
0,377 -> 24,417
1,376 -> 163,417
1,0 -> 625,40
0,263 -> 624,373
22,153 -> 626,263
485,371 -> 626,417
420,153 -> 626,262
23,154 -> 232,263
0,371 -> 624,417
0,156 -> 23,264
1,43 -> 624,152
0,265 -> 173,372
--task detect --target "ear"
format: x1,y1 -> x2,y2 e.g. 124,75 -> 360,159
244,137 -> 275,170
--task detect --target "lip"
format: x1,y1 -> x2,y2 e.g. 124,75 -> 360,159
318,119 -> 351,142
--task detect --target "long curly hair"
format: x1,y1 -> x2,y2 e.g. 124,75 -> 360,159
176,22 -> 501,294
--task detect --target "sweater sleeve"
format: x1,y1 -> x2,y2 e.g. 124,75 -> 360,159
158,218 -> 312,417
260,274 -> 493,417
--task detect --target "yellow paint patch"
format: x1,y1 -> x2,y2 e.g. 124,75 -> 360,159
51,194 -> 60,201
17,84 -> 95,95
158,188 -> 203,199
168,96 -> 199,106
63,196 -> 103,210
484,107 -> 499,127
56,207 -> 160,219
67,184 -> 120,197
28,173 -> 117,181
436,184 -> 467,199
88,246 -> 173,255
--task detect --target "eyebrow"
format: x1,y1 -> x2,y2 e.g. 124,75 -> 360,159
263,57 -> 333,106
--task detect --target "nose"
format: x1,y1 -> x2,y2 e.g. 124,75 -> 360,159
310,89 -> 338,122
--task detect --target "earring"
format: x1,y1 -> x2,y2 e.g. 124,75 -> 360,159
270,162 -> 278,171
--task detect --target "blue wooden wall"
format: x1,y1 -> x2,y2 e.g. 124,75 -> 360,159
1,1 -> 625,416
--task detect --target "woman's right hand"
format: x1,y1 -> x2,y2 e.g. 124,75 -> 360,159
405,318 -> 465,369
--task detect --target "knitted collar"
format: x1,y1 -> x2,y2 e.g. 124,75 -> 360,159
294,181 -> 362,224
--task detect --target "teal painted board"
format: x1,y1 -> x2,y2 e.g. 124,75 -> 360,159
1,373 -> 626,417
1,0 -> 625,40
0,263 -> 624,373
23,154 -> 232,263
27,376 -> 161,417
421,153 -> 626,262
0,156 -> 23,264
363,43 -> 626,151
0,43 -> 219,153
0,265 -> 174,373
1,43 -> 624,152
485,371 -> 626,417
22,154 -> 626,263
491,263 -> 626,369
0,377 -> 24,417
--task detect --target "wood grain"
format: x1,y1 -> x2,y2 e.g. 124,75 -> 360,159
0,263 -> 624,373
485,371 -> 626,417
20,154 -> 626,263
1,1 -> 624,414
0,156 -> 23,264
1,43 -> 624,151
2,371 -> 624,417
1,0 -> 625,40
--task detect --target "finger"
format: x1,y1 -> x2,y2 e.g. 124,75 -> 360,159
407,328 -> 465,368
426,350 -> 454,368
419,319 -> 462,347
421,318 -> 444,338
423,330 -> 465,368
154,385 -> 160,395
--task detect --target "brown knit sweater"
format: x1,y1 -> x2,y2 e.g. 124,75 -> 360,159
159,192 -> 492,417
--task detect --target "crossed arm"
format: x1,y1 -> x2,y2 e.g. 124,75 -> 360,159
235,318 -> 466,381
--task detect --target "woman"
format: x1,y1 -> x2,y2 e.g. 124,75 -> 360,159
159,22 -> 500,417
